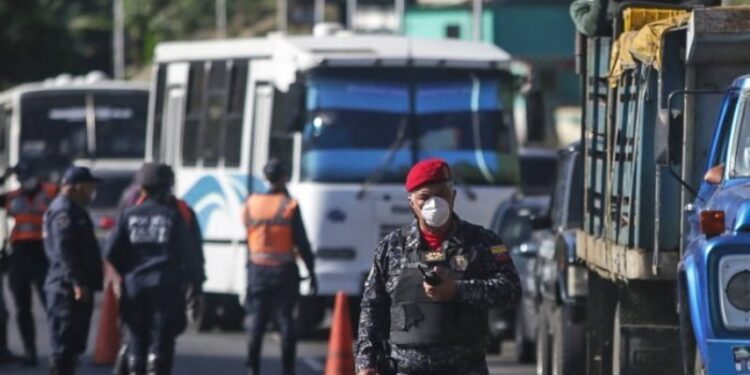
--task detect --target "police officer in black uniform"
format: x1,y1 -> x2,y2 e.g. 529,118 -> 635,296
44,166 -> 104,375
105,163 -> 204,375
355,159 -> 522,375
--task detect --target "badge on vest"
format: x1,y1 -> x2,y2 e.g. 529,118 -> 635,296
423,251 -> 445,262
451,255 -> 468,272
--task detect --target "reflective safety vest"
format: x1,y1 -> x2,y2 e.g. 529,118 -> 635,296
7,183 -> 58,242
243,193 -> 297,266
135,194 -> 193,226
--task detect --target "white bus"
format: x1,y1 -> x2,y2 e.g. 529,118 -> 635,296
148,32 -> 522,330
0,73 -> 149,238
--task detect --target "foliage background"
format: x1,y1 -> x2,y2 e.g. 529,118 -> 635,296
0,0 -> 277,89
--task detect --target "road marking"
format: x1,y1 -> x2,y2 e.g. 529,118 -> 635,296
303,357 -> 325,373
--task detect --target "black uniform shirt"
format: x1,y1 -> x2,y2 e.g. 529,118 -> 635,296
43,195 -> 103,290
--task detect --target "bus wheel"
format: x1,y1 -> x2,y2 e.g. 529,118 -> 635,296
216,295 -> 245,331
194,293 -> 217,332
297,296 -> 326,338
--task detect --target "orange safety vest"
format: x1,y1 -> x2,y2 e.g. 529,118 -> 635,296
243,193 -> 297,266
6,183 -> 58,242
135,194 -> 193,226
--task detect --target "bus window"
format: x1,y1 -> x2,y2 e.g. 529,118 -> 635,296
225,61 -> 248,167
21,92 -> 88,167
151,65 -> 167,161
201,61 -> 227,167
183,63 -> 206,166
94,91 -> 148,159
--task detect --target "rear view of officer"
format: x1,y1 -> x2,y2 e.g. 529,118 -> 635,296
1,162 -> 58,366
241,159 -> 317,375
105,163 -> 204,375
44,166 -> 103,375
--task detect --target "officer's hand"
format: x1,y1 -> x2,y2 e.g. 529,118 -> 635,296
357,369 -> 379,375
423,266 -> 456,302
74,286 -> 91,302
309,275 -> 318,296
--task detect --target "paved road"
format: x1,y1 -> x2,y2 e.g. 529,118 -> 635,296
1,288 -> 533,375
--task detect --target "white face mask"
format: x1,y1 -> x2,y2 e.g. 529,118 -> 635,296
420,196 -> 451,228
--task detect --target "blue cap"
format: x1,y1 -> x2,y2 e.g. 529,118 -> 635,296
62,166 -> 101,185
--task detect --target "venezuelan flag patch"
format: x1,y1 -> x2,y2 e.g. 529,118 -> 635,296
491,245 -> 510,263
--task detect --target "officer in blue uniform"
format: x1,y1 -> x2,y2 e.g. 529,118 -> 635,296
105,163 -> 204,375
43,166 -> 103,375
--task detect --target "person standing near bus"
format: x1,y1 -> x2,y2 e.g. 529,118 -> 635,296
112,163 -> 205,375
44,166 -> 103,375
0,162 -> 58,366
241,159 -> 317,375
106,163 -> 204,375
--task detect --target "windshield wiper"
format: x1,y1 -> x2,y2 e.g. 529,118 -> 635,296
356,118 -> 409,200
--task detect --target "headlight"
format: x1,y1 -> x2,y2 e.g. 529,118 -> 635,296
719,255 -> 750,330
726,270 -> 750,311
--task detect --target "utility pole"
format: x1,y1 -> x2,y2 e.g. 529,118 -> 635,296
113,0 -> 125,79
278,0 -> 288,32
347,0 -> 357,30
472,0 -> 482,41
216,0 -> 227,38
395,0 -> 405,34
315,0 -> 325,25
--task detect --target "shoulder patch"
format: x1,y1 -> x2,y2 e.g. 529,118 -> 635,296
491,245 -> 507,254
491,244 -> 511,263
55,214 -> 71,229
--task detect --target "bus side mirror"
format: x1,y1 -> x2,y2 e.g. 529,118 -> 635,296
656,109 -> 683,166
284,83 -> 307,132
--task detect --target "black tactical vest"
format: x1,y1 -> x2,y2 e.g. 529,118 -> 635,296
389,228 -> 487,346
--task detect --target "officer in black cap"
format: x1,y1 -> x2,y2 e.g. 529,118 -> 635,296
43,166 -> 103,375
106,163 -> 204,375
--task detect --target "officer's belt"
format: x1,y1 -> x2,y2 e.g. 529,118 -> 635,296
250,252 -> 295,266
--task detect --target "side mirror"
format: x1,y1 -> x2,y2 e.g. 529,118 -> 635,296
704,164 -> 725,185
284,83 -> 307,132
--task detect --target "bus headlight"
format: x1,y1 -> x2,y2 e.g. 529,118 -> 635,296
719,255 -> 750,330
726,270 -> 750,311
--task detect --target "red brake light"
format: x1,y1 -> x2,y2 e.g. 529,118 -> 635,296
98,216 -> 116,231
700,210 -> 725,237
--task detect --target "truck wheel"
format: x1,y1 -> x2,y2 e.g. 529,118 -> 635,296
516,310 -> 535,363
551,304 -> 585,375
536,302 -> 552,375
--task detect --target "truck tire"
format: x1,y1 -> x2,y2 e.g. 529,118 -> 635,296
551,304 -> 585,375
516,309 -> 535,363
536,302 -> 552,375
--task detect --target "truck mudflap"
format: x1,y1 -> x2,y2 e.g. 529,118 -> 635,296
705,340 -> 750,375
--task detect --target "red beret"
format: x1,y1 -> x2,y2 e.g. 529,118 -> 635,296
406,158 -> 452,192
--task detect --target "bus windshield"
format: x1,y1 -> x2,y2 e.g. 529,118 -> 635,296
20,90 -> 148,169
301,68 -> 519,185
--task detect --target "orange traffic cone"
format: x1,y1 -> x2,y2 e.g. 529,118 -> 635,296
324,292 -> 356,375
92,280 -> 121,365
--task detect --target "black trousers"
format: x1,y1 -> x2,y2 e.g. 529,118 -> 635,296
45,283 -> 93,359
8,240 -> 47,353
245,264 -> 299,375
121,286 -> 182,369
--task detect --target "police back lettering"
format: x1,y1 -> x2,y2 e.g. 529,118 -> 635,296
127,215 -> 172,244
